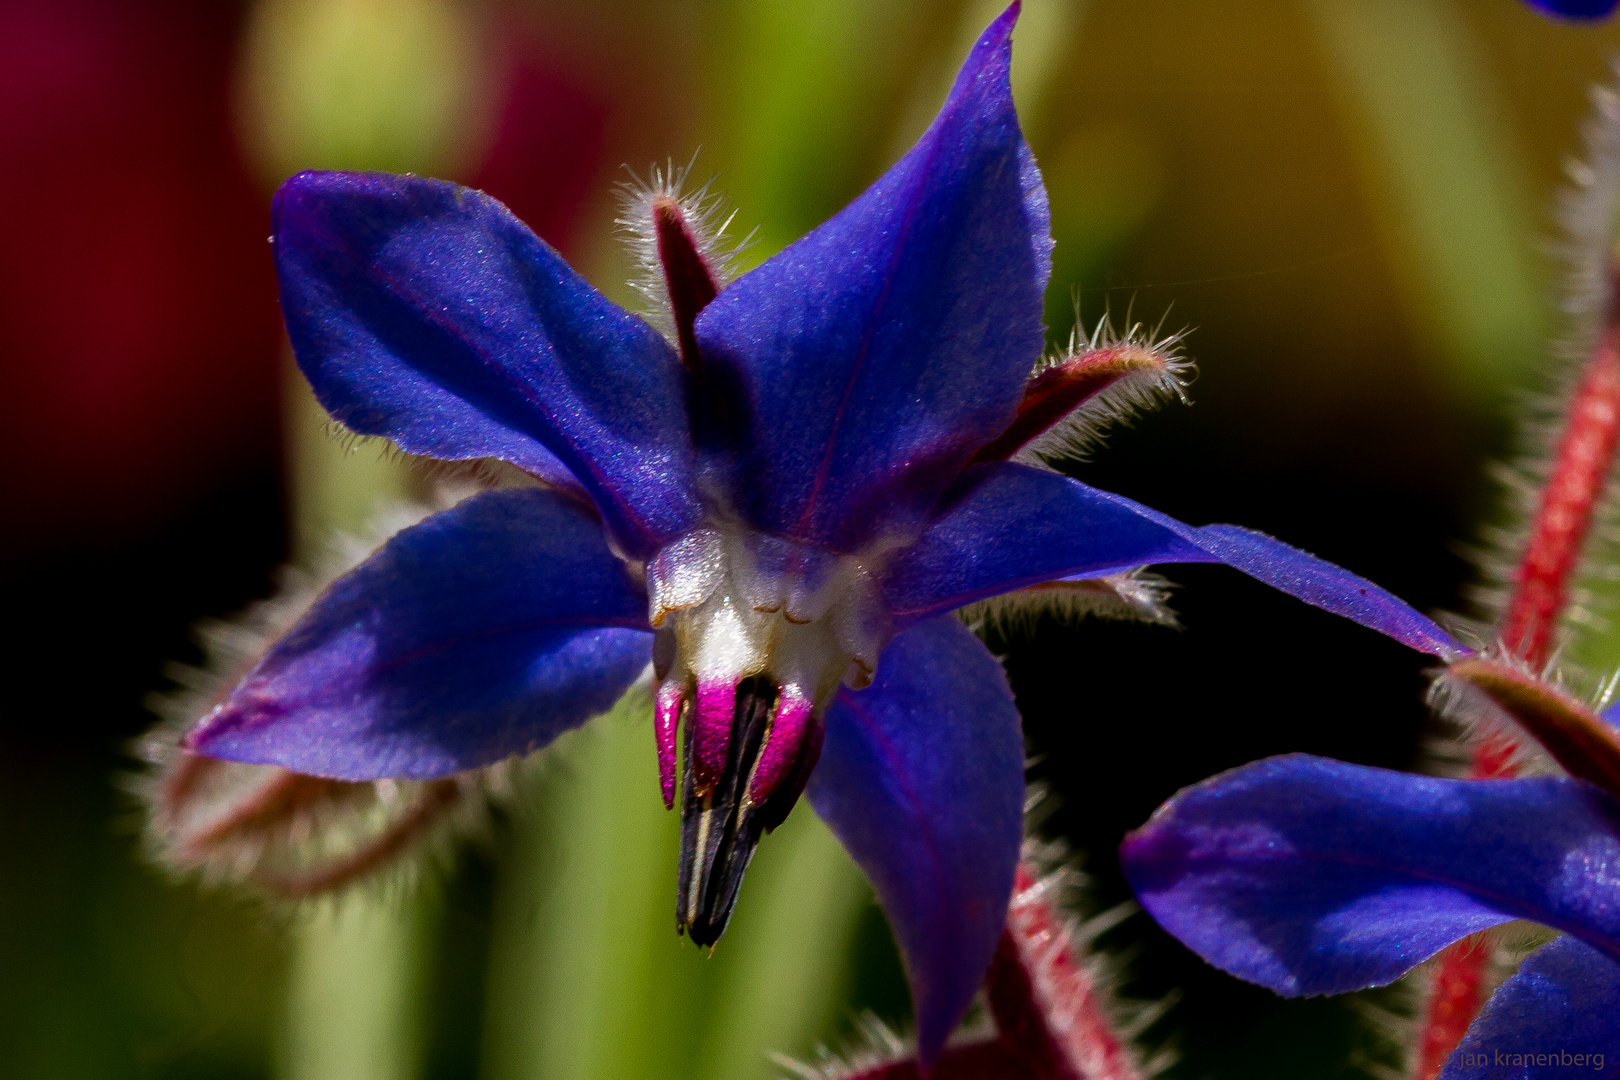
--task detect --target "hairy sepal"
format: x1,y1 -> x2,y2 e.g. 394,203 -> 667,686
615,155 -> 753,348
960,569 -> 1179,635
140,740 -> 517,899
1430,656 -> 1620,798
1005,317 -> 1190,465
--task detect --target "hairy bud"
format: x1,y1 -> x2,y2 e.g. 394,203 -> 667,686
136,491 -> 523,898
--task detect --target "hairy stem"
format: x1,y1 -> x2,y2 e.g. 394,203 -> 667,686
1411,325 -> 1620,1077
1500,328 -> 1620,668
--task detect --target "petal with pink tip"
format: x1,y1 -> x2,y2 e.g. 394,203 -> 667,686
187,488 -> 652,779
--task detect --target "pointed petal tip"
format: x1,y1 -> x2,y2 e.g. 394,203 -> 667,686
1525,0 -> 1618,19
809,617 -> 1024,1071
182,489 -> 653,781
179,704 -> 253,762
689,0 -> 1048,552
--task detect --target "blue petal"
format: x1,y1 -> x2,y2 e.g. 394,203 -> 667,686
882,462 -> 1462,657
807,615 -> 1024,1069
692,3 -> 1052,552
1184,523 -> 1462,657
187,488 -> 651,779
1120,755 -> 1620,996
1523,0 -> 1617,19
1441,936 -> 1620,1079
274,171 -> 702,559
1603,700 -> 1620,730
883,463 -> 1208,615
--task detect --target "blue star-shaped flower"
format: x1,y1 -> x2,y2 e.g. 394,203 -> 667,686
1120,691 -> 1620,1077
184,5 -> 1456,1062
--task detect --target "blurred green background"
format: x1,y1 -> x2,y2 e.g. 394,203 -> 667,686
6,1 -> 1620,1078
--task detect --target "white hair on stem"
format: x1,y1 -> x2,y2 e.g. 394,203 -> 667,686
773,824 -> 1177,1080
1421,648 -> 1586,782
1459,65 -> 1620,695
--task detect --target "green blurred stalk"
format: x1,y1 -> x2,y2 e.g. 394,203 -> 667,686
244,0 -> 489,1074
712,0 -> 927,254
1304,0 -> 1547,392
280,371 -> 429,1080
281,892 -> 438,1080
238,0 -> 490,185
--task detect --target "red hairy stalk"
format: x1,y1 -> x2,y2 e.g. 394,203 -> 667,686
990,864 -> 1147,1080
1410,320 -> 1620,1077
835,1042 -> 1031,1080
814,860 -> 1157,1080
1411,937 -> 1493,1080
1500,328 -> 1620,668
972,346 -> 1165,464
653,195 -> 720,372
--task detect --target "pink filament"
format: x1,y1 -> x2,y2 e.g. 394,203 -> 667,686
654,682 -> 684,809
749,685 -> 812,804
692,678 -> 737,794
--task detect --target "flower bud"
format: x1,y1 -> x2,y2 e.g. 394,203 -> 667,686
137,491 -> 521,897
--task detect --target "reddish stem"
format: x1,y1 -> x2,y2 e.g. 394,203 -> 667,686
1411,937 -> 1492,1080
1500,328 -> 1620,668
837,862 -> 1147,1080
844,1041 -> 1032,1080
1000,864 -> 1143,1080
1411,326 -> 1620,1075
980,929 -> 1079,1079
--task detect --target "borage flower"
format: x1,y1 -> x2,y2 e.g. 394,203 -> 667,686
183,4 -> 1455,1062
